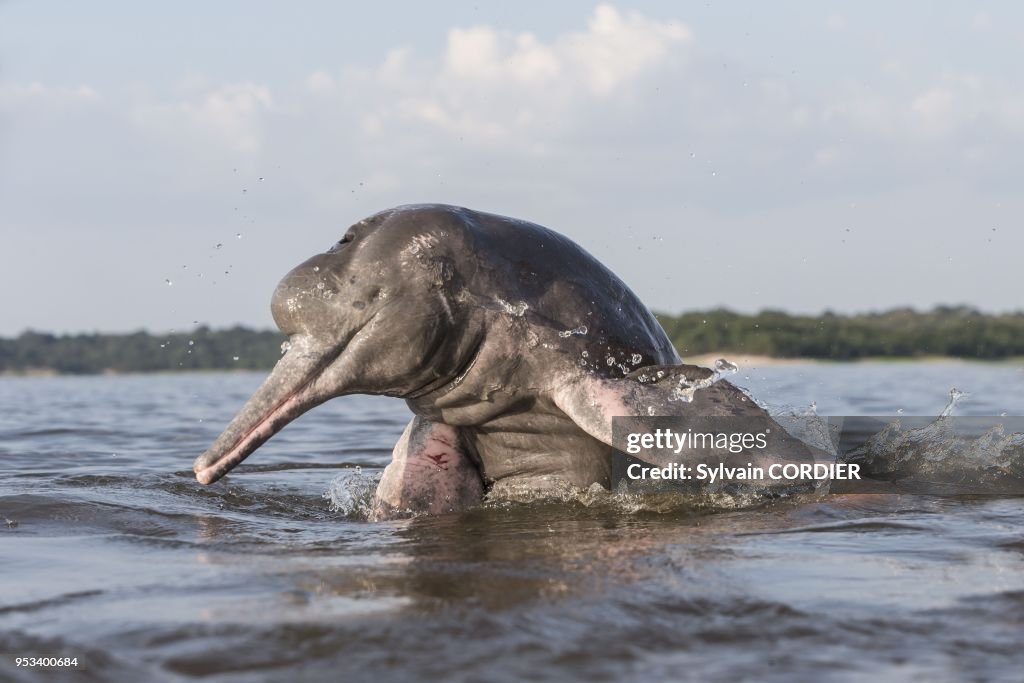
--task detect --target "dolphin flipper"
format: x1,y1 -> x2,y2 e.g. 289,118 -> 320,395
369,416 -> 485,521
550,364 -> 818,478
551,364 -> 764,445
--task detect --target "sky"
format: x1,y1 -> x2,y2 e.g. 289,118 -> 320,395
1,1 -> 1022,335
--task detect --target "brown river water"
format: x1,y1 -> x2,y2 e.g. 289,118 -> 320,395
2,363 -> 1023,682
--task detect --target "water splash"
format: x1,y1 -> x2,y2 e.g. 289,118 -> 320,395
486,476 -> 788,514
669,358 -> 739,403
940,387 -> 969,418
323,467 -> 381,519
558,325 -> 588,338
842,416 -> 1024,492
496,298 -> 529,317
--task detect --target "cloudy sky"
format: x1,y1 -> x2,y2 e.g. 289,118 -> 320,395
2,1 -> 1022,335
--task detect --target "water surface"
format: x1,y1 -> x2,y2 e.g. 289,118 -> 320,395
2,363 -> 1023,682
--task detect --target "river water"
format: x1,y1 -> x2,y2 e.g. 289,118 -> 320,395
1,363 -> 1023,682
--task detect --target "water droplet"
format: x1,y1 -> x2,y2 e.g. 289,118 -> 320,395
280,341 -> 292,355
316,282 -> 325,290
940,387 -> 969,417
232,356 -> 240,361
188,340 -> 194,346
714,358 -> 739,374
558,325 -> 588,338
236,233 -> 242,239
896,408 -> 904,415
258,177 -> 264,182
313,266 -> 320,272
631,353 -> 643,365
215,243 -> 223,250
165,279 -> 173,286
496,298 -> 528,317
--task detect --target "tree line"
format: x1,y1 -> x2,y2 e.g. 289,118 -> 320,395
656,306 -> 1024,360
1,307 -> 1022,375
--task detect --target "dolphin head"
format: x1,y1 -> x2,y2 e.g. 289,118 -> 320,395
193,206 -> 483,485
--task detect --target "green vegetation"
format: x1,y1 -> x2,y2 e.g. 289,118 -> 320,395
0,326 -> 285,375
1,307 -> 1022,375
655,306 -> 1024,360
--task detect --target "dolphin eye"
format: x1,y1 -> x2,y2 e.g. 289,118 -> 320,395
329,232 -> 355,253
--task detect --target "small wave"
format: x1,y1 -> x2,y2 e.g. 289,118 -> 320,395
486,479 -> 810,515
735,519 -> 929,536
323,467 -> 381,519
233,460 -> 385,474
0,589 -> 103,616
842,414 -> 1024,493
1,426 -> 124,439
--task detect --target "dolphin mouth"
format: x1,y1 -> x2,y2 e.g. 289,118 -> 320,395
192,388 -> 308,485
192,338 -> 329,485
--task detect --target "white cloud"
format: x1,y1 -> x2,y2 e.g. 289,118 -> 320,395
565,3 -> 691,95
445,26 -> 503,81
132,82 -> 273,155
348,3 -> 693,146
441,4 -> 689,96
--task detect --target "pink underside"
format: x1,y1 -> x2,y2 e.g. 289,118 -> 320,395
195,394 -> 302,484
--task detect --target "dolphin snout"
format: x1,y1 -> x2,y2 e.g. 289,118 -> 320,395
193,338 -> 331,485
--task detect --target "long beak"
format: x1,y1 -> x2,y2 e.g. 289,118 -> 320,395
192,337 -> 331,485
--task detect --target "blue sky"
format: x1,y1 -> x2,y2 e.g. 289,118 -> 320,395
2,2 -> 1022,334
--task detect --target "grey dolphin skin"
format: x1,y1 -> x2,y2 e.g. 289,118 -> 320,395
193,204 -> 812,520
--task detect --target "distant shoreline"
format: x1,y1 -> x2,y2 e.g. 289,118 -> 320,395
3,307 -> 1024,375
685,353 -> 1024,368
2,354 -> 1021,379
